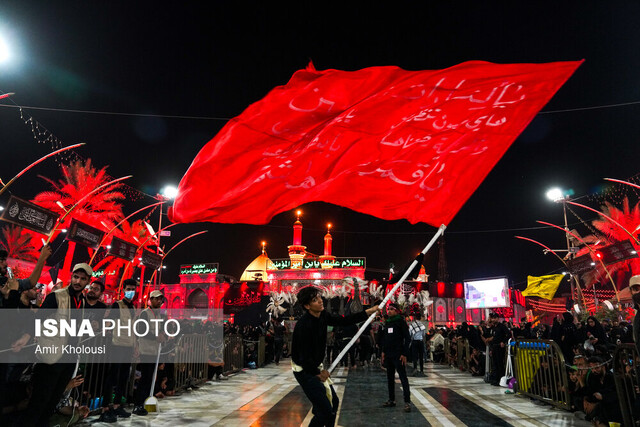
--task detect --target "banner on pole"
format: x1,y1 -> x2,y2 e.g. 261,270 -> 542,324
108,236 -> 137,261
66,218 -> 105,249
0,195 -> 59,235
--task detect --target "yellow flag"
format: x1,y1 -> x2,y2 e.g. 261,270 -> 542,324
522,274 -> 564,300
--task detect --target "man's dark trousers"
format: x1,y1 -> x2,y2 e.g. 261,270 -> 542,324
294,370 -> 338,426
384,356 -> 411,403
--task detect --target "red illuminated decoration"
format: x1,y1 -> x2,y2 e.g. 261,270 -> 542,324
455,282 -> 463,298
456,306 -> 463,314
287,211 -> 306,269
171,61 -> 581,226
570,198 -> 640,290
437,281 -> 445,295
437,305 -> 445,313
492,307 -> 514,318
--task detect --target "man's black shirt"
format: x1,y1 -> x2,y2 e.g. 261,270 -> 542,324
292,309 -> 367,375
492,321 -> 510,347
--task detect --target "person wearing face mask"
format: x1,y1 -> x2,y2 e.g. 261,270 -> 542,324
98,279 -> 139,422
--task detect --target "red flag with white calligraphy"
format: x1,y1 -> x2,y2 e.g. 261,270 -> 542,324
171,60 -> 582,226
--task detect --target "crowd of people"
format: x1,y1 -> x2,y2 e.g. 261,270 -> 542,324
4,244 -> 639,426
0,247 -> 227,426
437,311 -> 637,426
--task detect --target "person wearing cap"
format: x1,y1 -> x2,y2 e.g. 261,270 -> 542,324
134,290 -> 165,414
20,262 -> 92,426
291,286 -> 380,427
380,302 -> 412,412
629,275 -> 640,356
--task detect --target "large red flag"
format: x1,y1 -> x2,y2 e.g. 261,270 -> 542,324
171,60 -> 582,226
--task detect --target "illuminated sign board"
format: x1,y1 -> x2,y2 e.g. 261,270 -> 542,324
180,263 -> 219,275
269,257 -> 366,270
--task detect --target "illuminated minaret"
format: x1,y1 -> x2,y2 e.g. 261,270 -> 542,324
319,223 -> 336,268
288,210 -> 306,269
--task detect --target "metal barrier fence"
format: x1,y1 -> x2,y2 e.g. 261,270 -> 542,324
443,338 -> 452,365
76,333 -> 212,414
612,343 -> 639,426
224,334 -> 244,374
513,339 -> 570,410
174,334 -> 209,391
456,338 -> 470,371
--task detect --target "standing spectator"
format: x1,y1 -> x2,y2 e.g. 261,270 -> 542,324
558,312 -> 577,365
408,313 -> 426,376
20,262 -> 90,426
135,290 -> 165,414
99,279 -> 140,422
269,317 -> 288,366
358,322 -> 374,368
380,302 -> 412,413
487,313 -> 509,386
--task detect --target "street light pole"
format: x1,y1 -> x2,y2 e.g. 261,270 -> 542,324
156,195 -> 164,287
546,187 -> 578,307
561,199 -> 579,305
156,185 -> 178,286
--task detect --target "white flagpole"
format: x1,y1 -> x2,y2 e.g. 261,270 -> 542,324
328,224 -> 446,373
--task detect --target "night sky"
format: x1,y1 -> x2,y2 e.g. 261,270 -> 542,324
0,2 -> 639,291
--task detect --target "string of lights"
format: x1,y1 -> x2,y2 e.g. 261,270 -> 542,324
0,93 -> 154,201
2,96 -> 640,120
587,174 -> 640,206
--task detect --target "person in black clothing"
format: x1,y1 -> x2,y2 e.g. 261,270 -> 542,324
291,286 -> 379,427
20,262 -> 91,427
487,313 -> 509,386
581,356 -> 622,424
558,311 -> 577,365
269,317 -> 287,365
585,316 -> 608,347
381,302 -> 412,413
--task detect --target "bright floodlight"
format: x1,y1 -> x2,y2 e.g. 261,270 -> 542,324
0,36 -> 9,64
546,187 -> 564,202
161,185 -> 178,199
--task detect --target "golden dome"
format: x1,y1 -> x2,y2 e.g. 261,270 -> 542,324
240,252 -> 276,282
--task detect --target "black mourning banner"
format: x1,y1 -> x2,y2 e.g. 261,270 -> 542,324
0,195 -> 59,235
141,250 -> 162,269
600,240 -> 638,265
567,253 -> 594,275
67,218 -> 105,249
108,236 -> 137,261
